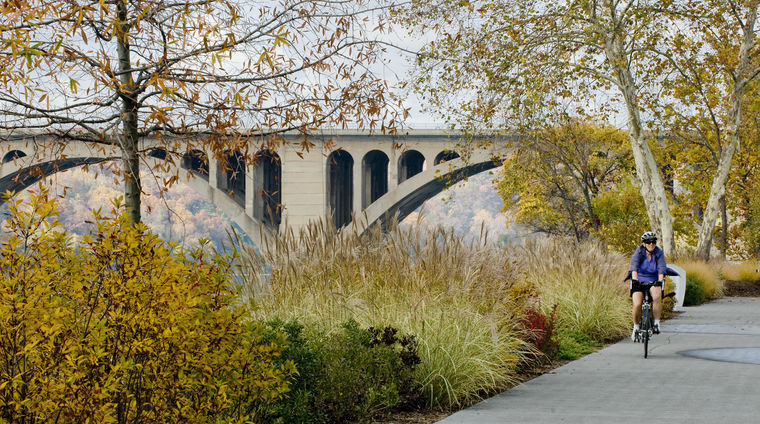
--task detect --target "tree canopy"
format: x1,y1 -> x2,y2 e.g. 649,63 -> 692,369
496,120 -> 632,241
398,0 -> 760,258
1,0 -> 404,223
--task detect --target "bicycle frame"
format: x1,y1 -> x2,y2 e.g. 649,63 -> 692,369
638,289 -> 654,358
633,285 -> 675,358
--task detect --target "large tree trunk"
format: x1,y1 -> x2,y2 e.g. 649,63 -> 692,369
117,0 -> 141,224
122,135 -> 142,224
694,137 -> 739,259
605,36 -> 675,257
720,196 -> 728,259
694,5 -> 757,260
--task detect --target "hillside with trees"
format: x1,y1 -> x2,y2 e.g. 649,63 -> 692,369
2,167 -> 512,250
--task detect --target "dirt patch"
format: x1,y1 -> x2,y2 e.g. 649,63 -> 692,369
373,409 -> 451,424
723,280 -> 760,297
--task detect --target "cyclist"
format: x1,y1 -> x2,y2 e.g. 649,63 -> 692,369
627,231 -> 666,341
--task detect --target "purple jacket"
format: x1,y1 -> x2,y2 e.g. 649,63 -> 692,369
623,245 -> 674,282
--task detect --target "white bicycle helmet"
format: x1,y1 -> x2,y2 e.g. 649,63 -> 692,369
640,231 -> 658,243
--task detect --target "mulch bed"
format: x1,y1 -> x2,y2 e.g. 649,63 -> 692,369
723,280 -> 760,297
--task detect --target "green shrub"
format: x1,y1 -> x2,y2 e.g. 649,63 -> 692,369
258,319 -> 420,423
315,320 -> 419,423
555,329 -> 601,361
0,189 -> 293,424
684,277 -> 706,306
255,319 -> 326,423
677,260 -> 723,305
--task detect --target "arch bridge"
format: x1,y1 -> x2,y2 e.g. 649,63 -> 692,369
0,130 -> 508,245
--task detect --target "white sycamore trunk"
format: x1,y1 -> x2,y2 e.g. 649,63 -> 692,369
694,5 -> 758,259
605,35 -> 675,257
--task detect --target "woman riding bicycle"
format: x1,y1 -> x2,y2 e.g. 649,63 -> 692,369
628,231 -> 666,341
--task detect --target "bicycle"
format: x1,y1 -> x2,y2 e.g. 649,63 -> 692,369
633,283 -> 676,358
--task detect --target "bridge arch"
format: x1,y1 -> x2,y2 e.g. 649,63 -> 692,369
0,155 -> 273,247
253,149 -> 282,228
181,149 -> 209,179
362,149 -> 389,209
435,150 -> 460,165
2,150 -> 27,164
147,147 -> 168,160
398,150 -> 425,183
326,150 -> 353,228
0,157 -> 116,195
359,153 -> 503,232
217,150 -> 245,206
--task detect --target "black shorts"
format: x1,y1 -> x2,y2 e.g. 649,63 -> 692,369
629,280 -> 663,297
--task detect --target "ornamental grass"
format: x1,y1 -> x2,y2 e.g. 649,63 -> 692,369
675,259 -> 724,305
234,215 -> 534,408
719,261 -> 760,283
514,238 -> 631,343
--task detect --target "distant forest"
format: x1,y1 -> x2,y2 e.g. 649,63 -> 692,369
1,166 -> 514,249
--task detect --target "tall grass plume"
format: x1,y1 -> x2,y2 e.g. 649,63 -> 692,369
233,214 -> 534,408
516,238 -> 630,342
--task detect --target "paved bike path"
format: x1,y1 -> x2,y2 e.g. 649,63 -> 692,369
438,297 -> 760,424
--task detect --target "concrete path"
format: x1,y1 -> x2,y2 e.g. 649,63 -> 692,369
438,297 -> 760,424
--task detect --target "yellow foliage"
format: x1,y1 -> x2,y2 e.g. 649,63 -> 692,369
0,189 -> 294,423
497,119 -> 632,238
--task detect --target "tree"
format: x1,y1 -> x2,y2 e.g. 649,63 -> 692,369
400,0 -> 760,259
399,0 -> 679,254
496,120 -> 632,241
591,177 -> 650,253
0,0 -> 403,223
727,79 -> 760,257
653,1 -> 760,259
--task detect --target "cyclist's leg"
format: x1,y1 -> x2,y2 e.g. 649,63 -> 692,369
650,285 -> 662,321
632,291 -> 643,326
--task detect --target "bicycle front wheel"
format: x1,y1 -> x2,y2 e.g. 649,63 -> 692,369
641,307 -> 650,358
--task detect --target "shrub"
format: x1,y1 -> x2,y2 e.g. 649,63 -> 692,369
684,277 -> 706,306
257,319 -> 420,423
555,329 -> 601,361
314,320 -> 420,423
520,302 -> 559,362
677,260 -> 723,305
0,189 -> 293,424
